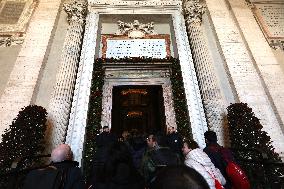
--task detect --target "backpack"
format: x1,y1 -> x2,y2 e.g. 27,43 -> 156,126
23,166 -> 68,189
219,148 -> 250,189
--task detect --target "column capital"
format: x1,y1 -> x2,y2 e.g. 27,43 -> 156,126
183,0 -> 206,25
63,0 -> 87,24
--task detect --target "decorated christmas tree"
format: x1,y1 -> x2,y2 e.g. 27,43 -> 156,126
0,105 -> 47,188
227,102 -> 284,188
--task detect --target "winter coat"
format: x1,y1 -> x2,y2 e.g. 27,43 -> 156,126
141,146 -> 181,185
51,160 -> 85,189
23,160 -> 85,189
204,143 -> 233,189
184,148 -> 226,189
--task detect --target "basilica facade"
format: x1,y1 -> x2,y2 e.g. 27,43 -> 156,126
0,0 -> 283,165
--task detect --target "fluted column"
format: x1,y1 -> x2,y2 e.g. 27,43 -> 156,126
47,0 -> 87,150
183,0 -> 228,145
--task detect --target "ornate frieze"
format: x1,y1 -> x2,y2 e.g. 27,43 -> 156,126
88,0 -> 182,7
0,35 -> 25,47
183,0 -> 206,25
269,39 -> 284,50
63,0 -> 87,24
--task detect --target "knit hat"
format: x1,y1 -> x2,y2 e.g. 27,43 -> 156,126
204,131 -> 217,143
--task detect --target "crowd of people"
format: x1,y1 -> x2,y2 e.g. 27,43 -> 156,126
22,127 -> 242,189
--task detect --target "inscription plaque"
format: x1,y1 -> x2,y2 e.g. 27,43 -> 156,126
102,34 -> 171,59
253,3 -> 284,38
106,39 -> 167,59
0,1 -> 26,24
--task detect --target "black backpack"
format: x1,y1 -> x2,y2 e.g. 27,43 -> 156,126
23,166 -> 68,189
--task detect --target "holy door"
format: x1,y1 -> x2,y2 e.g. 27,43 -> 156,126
111,85 -> 166,135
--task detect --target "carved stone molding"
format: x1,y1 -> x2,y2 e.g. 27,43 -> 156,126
88,0 -> 182,7
115,20 -> 157,38
65,12 -> 99,164
101,68 -> 177,131
183,0 -> 206,25
0,35 -> 25,47
269,39 -> 284,51
63,0 -> 87,24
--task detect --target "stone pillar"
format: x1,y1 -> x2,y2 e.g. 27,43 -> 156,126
65,11 -> 100,164
183,0 -> 229,145
172,10 -> 208,148
47,0 -> 87,150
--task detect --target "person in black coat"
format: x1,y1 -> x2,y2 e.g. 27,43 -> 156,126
203,130 -> 233,189
166,127 -> 183,157
90,141 -> 145,189
23,144 -> 85,189
91,126 -> 117,185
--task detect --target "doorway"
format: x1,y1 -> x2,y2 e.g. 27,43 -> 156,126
111,85 -> 166,136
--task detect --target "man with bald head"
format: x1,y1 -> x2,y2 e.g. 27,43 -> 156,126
23,144 -> 85,189
51,144 -> 72,163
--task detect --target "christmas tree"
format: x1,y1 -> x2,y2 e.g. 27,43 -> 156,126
227,103 -> 284,188
0,105 -> 47,188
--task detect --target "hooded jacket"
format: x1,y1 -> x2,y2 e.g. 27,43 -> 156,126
184,148 -> 226,189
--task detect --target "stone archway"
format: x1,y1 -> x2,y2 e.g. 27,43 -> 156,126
101,67 -> 177,131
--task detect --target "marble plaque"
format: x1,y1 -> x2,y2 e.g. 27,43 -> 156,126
0,1 -> 25,24
106,38 -> 167,59
253,3 -> 284,38
101,34 -> 171,59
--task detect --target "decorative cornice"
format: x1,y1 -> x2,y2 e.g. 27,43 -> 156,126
0,35 -> 25,47
183,0 -> 206,25
88,0 -> 182,7
63,0 -> 88,24
115,20 -> 156,38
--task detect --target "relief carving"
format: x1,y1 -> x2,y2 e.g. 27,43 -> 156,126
115,20 -> 157,39
0,35 -> 24,47
63,0 -> 87,24
183,0 -> 206,25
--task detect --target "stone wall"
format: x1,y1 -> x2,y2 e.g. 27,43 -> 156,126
205,0 -> 284,157
0,0 -> 61,141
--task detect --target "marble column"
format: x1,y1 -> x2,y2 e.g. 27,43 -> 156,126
47,0 -> 87,151
183,0 -> 229,145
